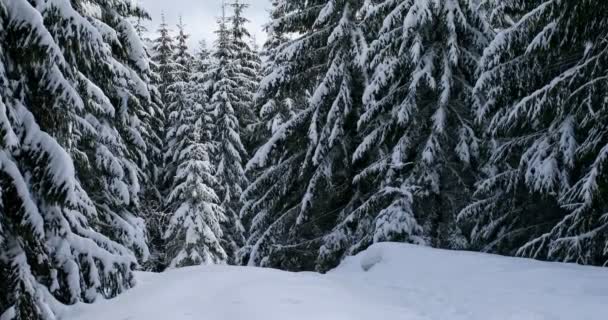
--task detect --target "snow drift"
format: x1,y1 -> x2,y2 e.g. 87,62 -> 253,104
61,243 -> 608,320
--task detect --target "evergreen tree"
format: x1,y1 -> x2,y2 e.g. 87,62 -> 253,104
130,15 -> 166,272
461,0 -> 608,266
242,0 -> 367,271
161,17 -> 193,196
0,0 -> 152,318
229,0 -> 262,152
69,0 -> 160,264
316,0 -> 491,268
248,0 -> 299,150
207,7 -> 248,264
193,40 -> 212,75
162,46 -> 227,267
173,16 -> 194,79
151,13 -> 177,102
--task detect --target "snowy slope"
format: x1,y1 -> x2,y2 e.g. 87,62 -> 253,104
61,243 -> 608,320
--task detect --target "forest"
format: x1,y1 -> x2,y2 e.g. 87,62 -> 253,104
0,0 -> 607,319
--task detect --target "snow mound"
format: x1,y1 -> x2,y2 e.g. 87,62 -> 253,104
61,243 -> 608,320
333,243 -> 608,320
359,245 -> 384,271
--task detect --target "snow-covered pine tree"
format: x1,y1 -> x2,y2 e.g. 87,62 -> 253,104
164,16 -> 194,150
228,0 -> 261,153
236,0 -> 305,265
138,43 -> 166,272
317,0 -> 492,267
162,32 -> 227,267
128,13 -> 167,271
247,0 -> 300,151
242,0 -> 367,271
157,16 -> 180,197
461,0 -> 608,266
151,13 -> 177,103
173,16 -> 194,78
0,0 -> 145,318
193,40 -> 212,75
163,99 -> 227,267
66,0 -> 161,264
207,7 -> 248,264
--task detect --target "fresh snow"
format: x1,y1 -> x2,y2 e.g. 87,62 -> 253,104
61,243 -> 608,320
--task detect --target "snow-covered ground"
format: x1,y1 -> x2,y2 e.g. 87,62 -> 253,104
61,243 -> 608,320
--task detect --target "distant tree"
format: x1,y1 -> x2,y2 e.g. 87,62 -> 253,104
205,6 -> 249,263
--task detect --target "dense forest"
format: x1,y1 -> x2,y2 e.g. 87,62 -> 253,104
0,0 -> 607,319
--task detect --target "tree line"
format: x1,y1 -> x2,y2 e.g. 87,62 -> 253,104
1,0 -> 607,319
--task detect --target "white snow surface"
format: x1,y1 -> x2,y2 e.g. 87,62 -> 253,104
61,243 -> 608,320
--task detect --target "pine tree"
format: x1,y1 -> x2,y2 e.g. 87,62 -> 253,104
129,15 -> 167,272
69,0 -> 160,264
193,40 -> 212,75
461,0 -> 608,266
161,18 -> 228,268
206,7 -> 248,264
248,0 -> 299,150
173,16 -> 194,79
151,14 -> 177,103
139,56 -> 166,271
0,0 -> 151,318
242,0 -> 367,271
229,0 -> 262,152
162,51 -> 227,267
315,0 -> 491,268
160,16 -> 193,195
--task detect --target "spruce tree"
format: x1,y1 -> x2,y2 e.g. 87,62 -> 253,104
151,14 -> 177,103
207,7 -> 248,263
193,40 -> 212,75
130,15 -> 166,272
242,0 -> 367,271
69,0 -> 159,264
461,0 -> 608,266
173,16 -> 194,78
248,0 -> 299,150
163,100 -> 227,267
229,0 -> 262,152
161,18 -> 228,268
161,17 -> 192,195
316,0 -> 491,268
163,68 -> 227,268
0,0 -> 152,318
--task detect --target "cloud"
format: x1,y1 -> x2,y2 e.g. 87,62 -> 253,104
140,0 -> 270,49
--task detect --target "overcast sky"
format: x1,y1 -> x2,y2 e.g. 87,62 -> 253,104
140,0 -> 270,49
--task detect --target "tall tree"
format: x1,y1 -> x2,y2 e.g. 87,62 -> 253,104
193,40 -> 212,75
247,0 -> 299,151
242,0 -> 367,271
0,0 -> 158,317
131,14 -> 166,272
461,0 -> 608,266
163,17 -> 195,194
151,13 -> 177,103
162,47 -> 227,267
207,6 -> 248,263
229,0 -> 262,152
69,0 -> 159,264
173,16 -> 194,79
316,0 -> 491,269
